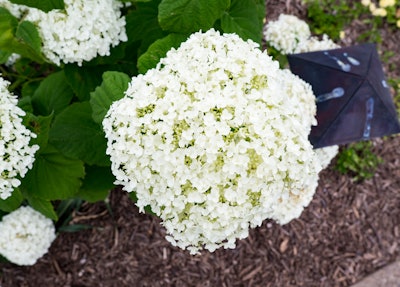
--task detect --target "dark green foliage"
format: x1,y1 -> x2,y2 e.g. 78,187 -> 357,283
305,0 -> 363,40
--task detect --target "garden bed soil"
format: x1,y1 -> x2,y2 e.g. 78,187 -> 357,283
1,1 -> 400,286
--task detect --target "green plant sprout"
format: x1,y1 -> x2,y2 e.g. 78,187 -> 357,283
335,141 -> 383,181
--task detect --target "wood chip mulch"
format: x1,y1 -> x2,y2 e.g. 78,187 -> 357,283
1,1 -> 399,286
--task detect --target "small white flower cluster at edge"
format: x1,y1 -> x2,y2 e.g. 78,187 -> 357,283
0,206 -> 56,265
0,0 -> 127,66
103,29 -> 337,254
264,14 -> 339,162
264,14 -> 340,54
0,76 -> 39,200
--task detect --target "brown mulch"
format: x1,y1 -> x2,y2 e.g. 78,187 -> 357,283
1,1 -> 400,286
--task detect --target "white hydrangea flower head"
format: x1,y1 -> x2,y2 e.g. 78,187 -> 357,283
0,206 -> 56,265
104,29 -> 327,254
0,77 -> 39,199
23,0 -> 127,66
264,14 -> 339,55
264,14 -> 311,54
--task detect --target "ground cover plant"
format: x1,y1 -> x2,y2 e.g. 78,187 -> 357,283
0,0 -> 399,286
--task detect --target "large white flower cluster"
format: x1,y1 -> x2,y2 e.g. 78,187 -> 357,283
0,77 -> 39,200
0,0 -> 127,66
264,14 -> 339,54
104,29 -> 332,254
0,206 -> 56,265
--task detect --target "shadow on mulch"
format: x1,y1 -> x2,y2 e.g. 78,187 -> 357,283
1,135 -> 399,287
1,1 -> 400,287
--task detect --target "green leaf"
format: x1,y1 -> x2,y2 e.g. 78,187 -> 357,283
90,71 -> 130,124
15,21 -> 42,55
9,0 -> 64,12
17,96 -> 33,113
0,188 -> 23,212
125,0 -> 166,58
95,43 -> 139,76
25,195 -> 58,220
0,8 -> 44,62
49,102 -> 110,166
64,64 -> 106,101
23,112 -> 53,148
0,50 -> 11,64
255,0 -> 266,26
21,79 -> 41,98
77,165 -> 115,203
158,0 -> 230,33
32,71 -> 74,116
21,145 -> 85,201
221,0 -> 264,44
126,0 -> 164,43
137,33 -> 188,74
0,8 -> 18,43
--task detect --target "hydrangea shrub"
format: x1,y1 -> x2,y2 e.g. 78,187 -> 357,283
0,0 -> 343,258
